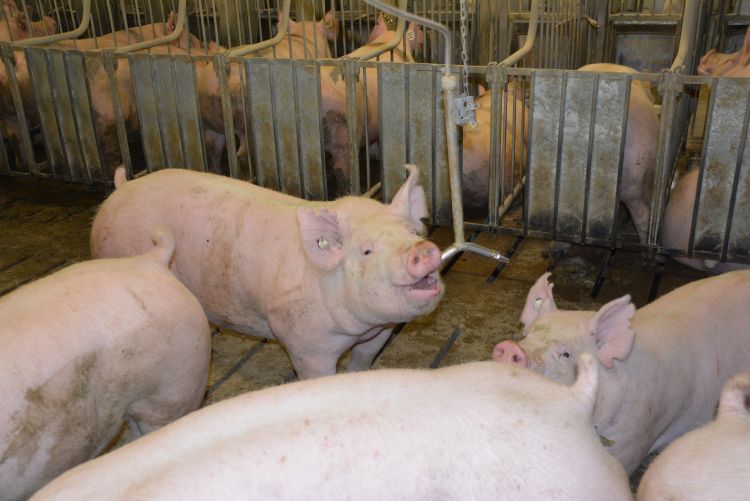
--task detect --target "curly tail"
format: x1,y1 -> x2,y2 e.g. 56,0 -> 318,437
717,373 -> 750,418
148,225 -> 175,267
114,166 -> 127,189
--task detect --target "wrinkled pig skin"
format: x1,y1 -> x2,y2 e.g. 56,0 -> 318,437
91,164 -> 444,380
32,356 -> 631,501
0,228 -> 211,501
493,271 -> 750,475
462,83 -> 528,214
577,63 -> 658,243
636,372 -> 750,501
320,15 -> 423,194
661,169 -> 750,274
697,25 -> 750,77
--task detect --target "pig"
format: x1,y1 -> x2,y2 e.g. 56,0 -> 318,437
661,168 -> 750,273
636,372 -> 750,500
578,63 -> 659,244
493,270 -> 750,475
31,354 -> 632,500
91,164 -> 444,380
320,14 -> 424,194
0,1 -> 56,41
697,25 -> 750,77
462,82 -> 529,214
195,11 -> 338,173
0,227 -> 211,501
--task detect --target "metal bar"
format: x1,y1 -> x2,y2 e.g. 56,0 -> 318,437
227,0 -> 291,56
115,0 -> 187,53
13,0 -> 90,46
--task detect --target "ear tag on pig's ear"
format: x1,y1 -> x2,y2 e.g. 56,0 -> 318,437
317,237 -> 330,251
534,298 -> 543,311
297,207 -> 344,271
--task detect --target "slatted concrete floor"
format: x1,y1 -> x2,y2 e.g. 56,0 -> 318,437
0,174 -> 706,411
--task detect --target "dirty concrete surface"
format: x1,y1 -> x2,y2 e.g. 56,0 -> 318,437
0,174 -> 708,485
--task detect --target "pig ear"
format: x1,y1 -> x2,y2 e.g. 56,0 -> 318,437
12,12 -> 26,33
166,10 -> 176,32
477,84 -> 487,96
588,295 -> 635,369
520,272 -> 557,329
390,164 -> 428,228
297,207 -> 344,271
320,10 -> 338,41
405,22 -> 423,52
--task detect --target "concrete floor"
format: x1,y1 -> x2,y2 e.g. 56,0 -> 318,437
0,173 -> 708,483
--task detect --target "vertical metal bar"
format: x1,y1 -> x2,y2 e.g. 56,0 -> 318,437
1,45 -> 36,172
217,55 -> 239,178
581,71 -> 599,244
552,70 -> 568,239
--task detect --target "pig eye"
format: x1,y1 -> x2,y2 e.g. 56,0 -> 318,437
363,249 -> 373,256
560,351 -> 571,359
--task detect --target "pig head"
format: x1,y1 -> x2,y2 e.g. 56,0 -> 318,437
698,25 -> 750,77
494,271 -> 750,474
91,164 -> 444,380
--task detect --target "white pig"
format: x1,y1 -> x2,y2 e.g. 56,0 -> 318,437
91,164 -> 444,380
636,372 -> 750,500
661,168 -> 750,273
0,227 -> 211,501
578,63 -> 659,244
493,271 -> 750,474
31,354 -> 632,501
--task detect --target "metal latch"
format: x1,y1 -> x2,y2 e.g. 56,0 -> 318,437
454,93 -> 479,127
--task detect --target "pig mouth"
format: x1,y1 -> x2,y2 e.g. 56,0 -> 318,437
405,271 -> 442,299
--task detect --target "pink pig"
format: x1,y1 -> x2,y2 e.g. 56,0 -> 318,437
0,228 -> 210,501
578,63 -> 659,243
32,355 -> 631,501
91,164 -> 444,380
494,271 -> 750,474
661,169 -> 749,273
697,25 -> 750,77
636,372 -> 750,500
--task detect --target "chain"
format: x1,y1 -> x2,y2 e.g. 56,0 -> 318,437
459,0 -> 470,94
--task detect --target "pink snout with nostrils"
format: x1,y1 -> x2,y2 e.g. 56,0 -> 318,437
406,241 -> 441,279
493,340 -> 528,367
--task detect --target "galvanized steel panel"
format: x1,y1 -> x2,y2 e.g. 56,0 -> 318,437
586,75 -> 628,243
246,59 -> 279,191
45,50 -> 84,181
171,57 -> 206,171
269,59 -> 301,197
151,56 -> 187,168
526,72 -> 563,236
695,79 -> 750,258
26,47 -> 65,177
407,63 -> 436,220
380,62 -> 407,203
556,72 -> 595,241
67,53 -> 103,182
130,54 -> 166,171
294,61 -> 325,200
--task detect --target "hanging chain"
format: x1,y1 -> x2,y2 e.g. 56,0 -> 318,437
454,0 -> 479,127
459,0 -> 470,95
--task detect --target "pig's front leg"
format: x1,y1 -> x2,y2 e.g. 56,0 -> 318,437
347,327 -> 393,372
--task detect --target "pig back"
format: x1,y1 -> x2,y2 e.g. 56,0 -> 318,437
0,253 -> 210,500
91,168 -> 310,334
32,361 -> 630,500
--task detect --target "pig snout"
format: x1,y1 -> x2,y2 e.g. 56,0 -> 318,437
406,241 -> 441,279
493,340 -> 528,367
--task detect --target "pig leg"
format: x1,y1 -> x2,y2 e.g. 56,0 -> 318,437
623,197 -> 650,243
347,327 -> 393,372
287,350 -> 338,380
